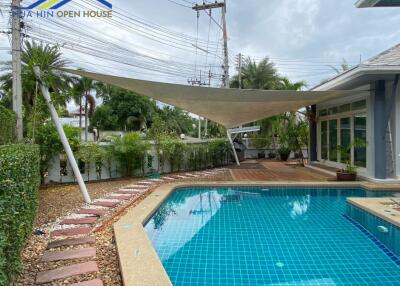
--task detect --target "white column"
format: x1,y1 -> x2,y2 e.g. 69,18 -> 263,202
34,67 -> 91,203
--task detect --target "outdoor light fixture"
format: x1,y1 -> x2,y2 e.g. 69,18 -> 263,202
356,0 -> 400,7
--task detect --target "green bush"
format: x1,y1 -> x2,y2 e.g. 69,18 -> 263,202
0,105 -> 16,145
0,144 -> 41,285
209,139 -> 231,167
113,132 -> 150,176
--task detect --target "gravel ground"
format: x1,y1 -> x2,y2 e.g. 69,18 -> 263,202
15,170 -> 233,286
36,178 -> 142,227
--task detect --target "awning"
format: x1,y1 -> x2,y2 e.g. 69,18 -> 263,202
62,68 -> 365,128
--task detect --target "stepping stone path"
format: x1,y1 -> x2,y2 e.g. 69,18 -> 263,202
51,227 -> 92,237
77,208 -> 107,216
36,261 -> 98,284
92,201 -> 119,208
60,217 -> 98,225
34,168 -> 227,285
47,236 -> 96,249
71,279 -> 104,286
107,195 -> 132,201
42,248 -> 96,262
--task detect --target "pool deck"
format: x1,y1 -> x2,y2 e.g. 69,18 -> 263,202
114,176 -> 400,286
348,197 -> 400,228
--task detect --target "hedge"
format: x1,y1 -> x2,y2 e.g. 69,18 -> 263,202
0,144 -> 41,285
0,105 -> 16,145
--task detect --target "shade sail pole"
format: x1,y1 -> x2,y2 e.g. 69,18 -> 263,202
227,130 -> 240,166
34,66 -> 91,204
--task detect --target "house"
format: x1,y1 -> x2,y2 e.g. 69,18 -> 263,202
311,43 -> 400,181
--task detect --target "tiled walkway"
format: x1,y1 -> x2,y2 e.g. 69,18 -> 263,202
230,160 -> 335,181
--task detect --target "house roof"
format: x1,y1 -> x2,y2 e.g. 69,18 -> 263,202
356,0 -> 400,8
312,43 -> 400,91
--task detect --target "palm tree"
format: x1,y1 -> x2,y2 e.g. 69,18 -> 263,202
0,40 -> 69,137
231,57 -> 282,90
69,75 -> 96,141
329,58 -> 350,74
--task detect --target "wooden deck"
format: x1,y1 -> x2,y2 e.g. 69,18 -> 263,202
229,160 -> 335,182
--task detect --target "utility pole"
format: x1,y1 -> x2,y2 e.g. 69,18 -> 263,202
236,53 -> 243,89
12,0 -> 23,140
192,1 -> 229,88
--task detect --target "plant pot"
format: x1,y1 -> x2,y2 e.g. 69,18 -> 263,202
258,152 -> 266,159
268,153 -> 276,159
336,171 -> 357,181
280,153 -> 290,161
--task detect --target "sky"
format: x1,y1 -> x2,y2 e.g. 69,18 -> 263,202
1,0 -> 400,91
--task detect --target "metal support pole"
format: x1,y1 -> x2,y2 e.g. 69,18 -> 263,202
198,116 -> 201,139
227,130 -> 240,166
34,67 -> 91,203
11,0 -> 23,140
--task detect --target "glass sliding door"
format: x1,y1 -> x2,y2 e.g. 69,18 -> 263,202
321,121 -> 328,160
329,119 -> 338,162
340,118 -> 351,164
354,115 -> 367,167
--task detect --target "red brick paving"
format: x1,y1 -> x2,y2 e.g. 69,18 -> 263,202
60,217 -> 98,225
51,227 -> 92,237
106,195 -> 132,201
92,201 -> 119,208
41,247 -> 96,262
71,279 -> 104,286
36,261 -> 98,284
47,236 -> 96,249
77,209 -> 107,216
115,190 -> 138,195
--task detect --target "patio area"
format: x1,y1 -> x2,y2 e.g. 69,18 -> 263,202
229,160 -> 334,181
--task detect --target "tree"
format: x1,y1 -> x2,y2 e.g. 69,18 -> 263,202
230,57 -> 282,90
0,40 -> 69,137
90,105 -> 119,134
100,88 -> 157,132
69,75 -> 96,141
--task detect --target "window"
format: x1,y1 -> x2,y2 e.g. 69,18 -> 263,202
339,104 -> 351,113
354,115 -> 367,167
351,100 -> 366,111
321,121 -> 328,160
328,107 -> 339,115
329,120 -> 338,161
319,109 -> 327,117
340,118 -> 351,163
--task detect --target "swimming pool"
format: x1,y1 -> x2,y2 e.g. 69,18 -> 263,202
144,186 -> 400,286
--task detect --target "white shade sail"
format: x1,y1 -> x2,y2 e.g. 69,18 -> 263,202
63,69 -> 364,128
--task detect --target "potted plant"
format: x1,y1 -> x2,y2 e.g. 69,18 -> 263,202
336,139 -> 367,181
278,146 -> 291,161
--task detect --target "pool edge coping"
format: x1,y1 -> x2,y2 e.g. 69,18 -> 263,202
113,181 -> 400,286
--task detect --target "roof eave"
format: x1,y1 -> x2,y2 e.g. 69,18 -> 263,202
311,65 -> 400,91
355,0 -> 380,8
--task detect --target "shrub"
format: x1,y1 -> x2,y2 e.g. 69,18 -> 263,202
0,144 -> 41,285
209,139 -> 231,167
77,143 -> 106,181
0,105 -> 16,145
158,137 -> 187,173
34,122 -> 80,180
113,132 -> 150,176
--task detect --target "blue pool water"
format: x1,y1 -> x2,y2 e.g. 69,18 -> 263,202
144,187 -> 400,286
